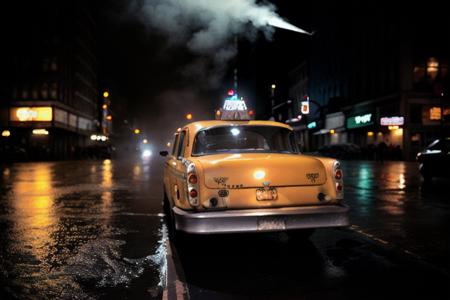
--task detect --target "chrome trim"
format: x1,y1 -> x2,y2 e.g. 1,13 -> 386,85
172,204 -> 349,234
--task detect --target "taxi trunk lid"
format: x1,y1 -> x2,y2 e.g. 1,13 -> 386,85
198,153 -> 327,189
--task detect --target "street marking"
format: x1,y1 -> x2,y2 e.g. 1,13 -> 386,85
349,225 -> 420,257
163,238 -> 189,300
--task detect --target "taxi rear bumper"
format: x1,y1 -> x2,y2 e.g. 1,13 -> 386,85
172,204 -> 349,234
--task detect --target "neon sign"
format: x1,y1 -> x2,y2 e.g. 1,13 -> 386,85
347,113 -> 373,129
380,116 -> 404,126
10,107 -> 53,122
223,100 -> 247,111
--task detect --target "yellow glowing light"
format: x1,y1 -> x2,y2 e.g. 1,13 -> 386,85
378,132 -> 383,136
271,84 -> 276,89
2,130 -> 11,137
330,129 -> 335,134
186,113 -> 193,120
12,107 -> 52,122
388,125 -> 399,130
102,104 -> 107,109
427,58 -> 439,79
134,129 -> 140,134
429,107 -> 441,120
32,129 -> 49,135
177,128 -> 181,132
367,131 -> 374,137
143,139 -> 148,144
167,142 -> 171,147
394,128 -> 403,136
106,115 -> 112,121
253,170 -> 266,180
216,110 -> 221,116
11,164 -> 55,262
103,91 -> 109,98
103,159 -> 111,165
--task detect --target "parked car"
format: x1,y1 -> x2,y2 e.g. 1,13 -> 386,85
416,138 -> 450,181
160,119 -> 348,241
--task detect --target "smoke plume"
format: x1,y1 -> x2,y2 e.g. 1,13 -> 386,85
131,0 -> 308,87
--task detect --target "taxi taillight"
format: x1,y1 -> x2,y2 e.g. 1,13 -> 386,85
333,161 -> 344,199
187,163 -> 199,207
189,189 -> 198,198
188,173 -> 198,184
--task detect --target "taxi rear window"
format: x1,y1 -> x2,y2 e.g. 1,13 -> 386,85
192,126 -> 298,156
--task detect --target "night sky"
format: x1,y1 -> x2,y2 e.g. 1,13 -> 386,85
96,0 -> 317,135
2,0 -> 442,146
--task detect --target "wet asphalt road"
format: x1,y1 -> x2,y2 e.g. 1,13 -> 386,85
0,158 -> 449,299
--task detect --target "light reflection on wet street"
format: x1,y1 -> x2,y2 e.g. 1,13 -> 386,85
0,159 -> 449,299
0,159 -> 166,299
343,161 -> 450,269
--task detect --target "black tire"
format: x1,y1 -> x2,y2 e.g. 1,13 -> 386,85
286,229 -> 315,241
163,188 -> 186,245
420,167 -> 433,183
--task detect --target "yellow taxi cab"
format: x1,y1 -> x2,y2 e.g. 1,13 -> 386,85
159,98 -> 348,238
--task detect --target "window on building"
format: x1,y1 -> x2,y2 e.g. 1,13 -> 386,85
41,83 -> 49,99
413,65 -> 426,83
50,57 -> 58,71
42,58 -> 49,72
21,86 -> 29,99
32,86 -> 39,99
427,57 -> 439,80
50,82 -> 58,99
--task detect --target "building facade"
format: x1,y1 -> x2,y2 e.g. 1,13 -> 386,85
0,1 -> 100,160
287,7 -> 449,160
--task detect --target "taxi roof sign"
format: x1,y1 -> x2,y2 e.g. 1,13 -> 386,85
217,94 -> 253,121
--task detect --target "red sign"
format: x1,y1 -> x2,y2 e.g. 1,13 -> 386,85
301,101 -> 310,114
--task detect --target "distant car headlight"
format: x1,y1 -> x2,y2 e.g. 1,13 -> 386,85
142,150 -> 152,158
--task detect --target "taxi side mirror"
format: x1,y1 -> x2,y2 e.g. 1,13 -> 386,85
159,151 -> 169,157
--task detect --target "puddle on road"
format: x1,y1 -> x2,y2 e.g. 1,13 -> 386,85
1,223 -> 168,299
0,161 -> 168,299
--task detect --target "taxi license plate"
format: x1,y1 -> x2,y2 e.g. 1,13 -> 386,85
256,187 -> 278,201
257,217 -> 286,231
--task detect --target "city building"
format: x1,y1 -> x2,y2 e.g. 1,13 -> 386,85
287,7 -> 449,160
0,1 -> 100,160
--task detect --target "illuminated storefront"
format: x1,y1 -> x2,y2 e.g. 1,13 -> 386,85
1,104 -> 96,160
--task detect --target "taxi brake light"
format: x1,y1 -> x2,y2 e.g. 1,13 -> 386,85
189,189 -> 198,198
188,174 -> 198,184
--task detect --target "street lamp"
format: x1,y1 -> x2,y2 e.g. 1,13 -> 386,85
103,91 -> 109,98
186,113 -> 193,120
134,129 -> 140,134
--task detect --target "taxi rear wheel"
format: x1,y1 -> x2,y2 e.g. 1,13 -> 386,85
163,188 -> 186,245
286,229 -> 315,241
